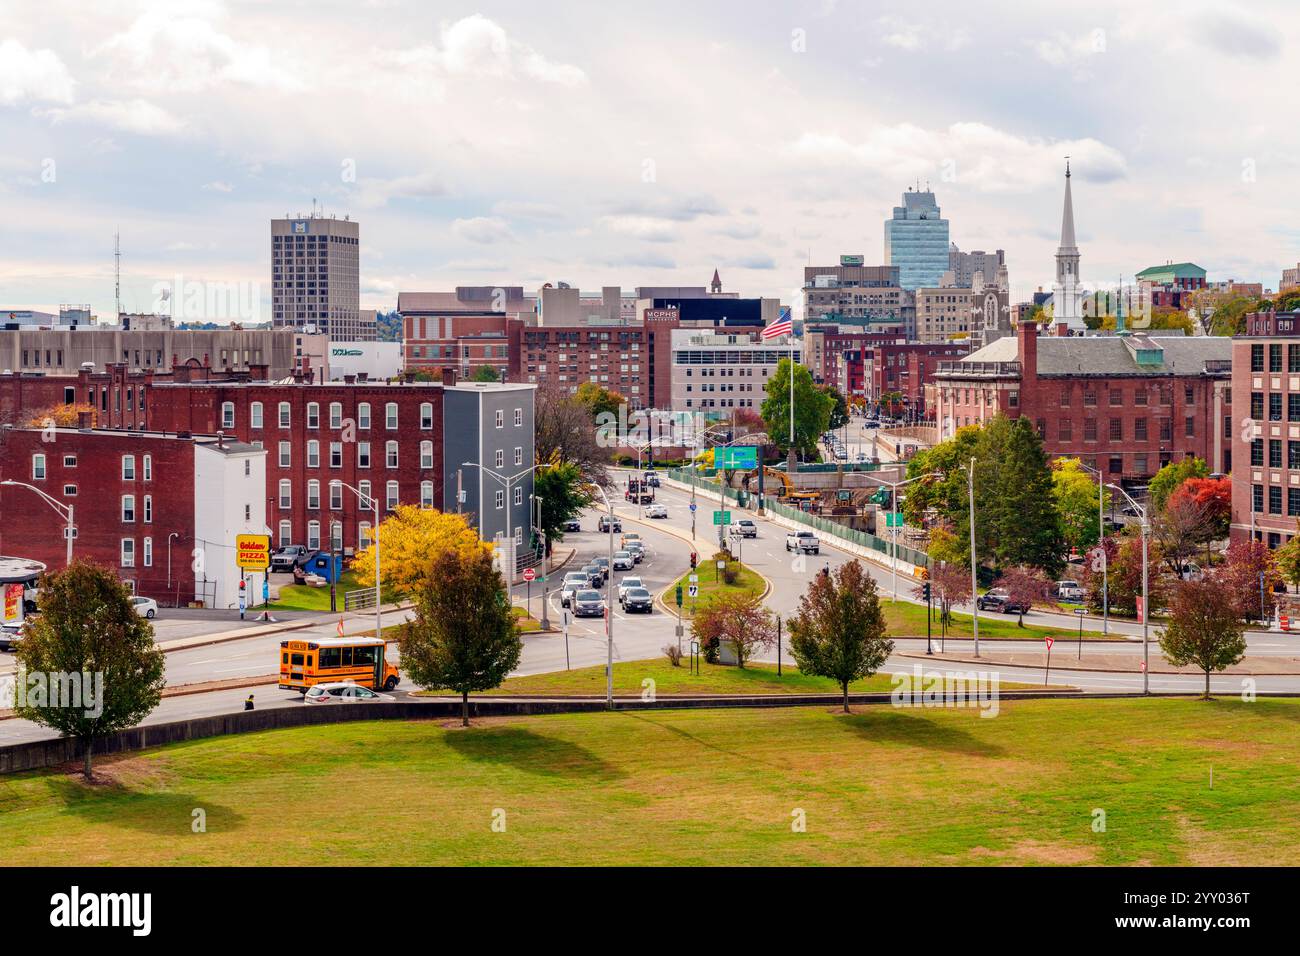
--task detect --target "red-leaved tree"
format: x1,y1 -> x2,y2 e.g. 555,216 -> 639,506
993,565 -> 1052,626
1217,540 -> 1283,624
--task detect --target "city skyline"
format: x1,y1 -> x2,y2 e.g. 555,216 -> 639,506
1,1 -> 1297,321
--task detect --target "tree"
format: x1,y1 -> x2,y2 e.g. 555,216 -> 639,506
1169,476 -> 1231,556
1158,577 -> 1247,699
927,559 -> 972,630
533,462 -> 594,555
760,357 -> 833,460
352,505 -> 492,598
1218,540 -> 1281,623
819,384 -> 850,430
1275,522 -> 1300,592
13,562 -> 166,778
901,424 -> 981,526
574,381 -> 625,423
26,402 -> 98,428
993,565 -> 1052,626
535,380 -> 610,484
1148,456 -> 1208,511
399,547 -> 522,726
787,560 -> 893,712
470,365 -> 500,383
689,591 -> 776,668
1079,534 -> 1166,618
1052,458 -> 1109,554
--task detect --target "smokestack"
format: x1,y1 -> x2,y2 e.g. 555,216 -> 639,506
442,367 -> 458,386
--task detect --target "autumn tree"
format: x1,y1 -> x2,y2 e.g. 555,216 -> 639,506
993,565 -> 1052,626
13,562 -> 166,779
1275,523 -> 1300,592
925,559 -> 972,629
787,561 -> 893,712
352,505 -> 492,598
574,381 -> 626,423
760,357 -> 834,461
1217,540 -> 1282,623
399,547 -> 521,726
1079,535 -> 1165,618
1151,493 -> 1217,577
1168,475 -> 1231,561
1148,456 -> 1208,511
689,591 -> 777,668
902,425 -> 981,526
26,402 -> 97,428
1052,457 -> 1109,554
535,380 -> 610,484
1158,577 -> 1247,699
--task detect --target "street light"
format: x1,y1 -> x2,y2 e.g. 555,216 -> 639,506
967,457 -> 979,658
462,462 -> 540,586
855,470 -> 943,603
1107,482 -> 1150,695
587,482 -> 617,710
337,480 -> 382,645
1,480 -> 74,566
1073,460 -> 1110,637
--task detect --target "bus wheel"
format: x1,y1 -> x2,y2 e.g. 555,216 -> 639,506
384,676 -> 398,691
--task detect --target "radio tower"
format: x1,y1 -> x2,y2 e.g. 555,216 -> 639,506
114,230 -> 121,322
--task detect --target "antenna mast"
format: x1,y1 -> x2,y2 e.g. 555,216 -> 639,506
114,231 -> 121,321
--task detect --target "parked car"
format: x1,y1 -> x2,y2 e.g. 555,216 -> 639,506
1055,581 -> 1084,601
572,590 -> 606,618
304,682 -> 395,704
976,589 -> 1031,614
598,515 -> 623,533
271,544 -> 309,572
729,519 -> 758,538
626,541 -> 645,563
131,596 -> 159,619
617,576 -> 645,602
645,504 -> 668,519
560,572 -> 590,608
0,621 -> 27,652
621,587 -> 653,613
563,518 -> 582,532
785,530 -> 820,554
612,550 -> 635,571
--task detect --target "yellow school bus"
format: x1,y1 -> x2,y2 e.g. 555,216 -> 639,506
278,637 -> 400,693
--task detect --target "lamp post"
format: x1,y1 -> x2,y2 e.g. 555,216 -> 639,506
968,457 -> 979,658
1074,460 -> 1110,636
462,462 -> 540,588
534,494 -> 550,630
338,481 -> 382,643
855,470 -> 943,602
1,480 -> 74,566
1108,483 -> 1150,695
588,483 -> 617,709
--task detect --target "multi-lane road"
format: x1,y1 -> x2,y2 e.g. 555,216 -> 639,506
3,465 -> 1298,745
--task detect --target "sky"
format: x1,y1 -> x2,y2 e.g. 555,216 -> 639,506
1,0 -> 1298,323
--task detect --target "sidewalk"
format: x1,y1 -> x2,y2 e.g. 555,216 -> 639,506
898,648 -> 1300,676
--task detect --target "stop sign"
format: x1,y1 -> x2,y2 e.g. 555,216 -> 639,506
522,568 -> 536,582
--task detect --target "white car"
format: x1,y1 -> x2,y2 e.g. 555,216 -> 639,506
304,682 -> 395,704
612,550 -> 635,571
560,572 -> 590,608
729,519 -> 758,538
645,504 -> 668,519
131,596 -> 158,619
617,576 -> 645,602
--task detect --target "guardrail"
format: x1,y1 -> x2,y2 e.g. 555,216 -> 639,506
343,587 -> 377,611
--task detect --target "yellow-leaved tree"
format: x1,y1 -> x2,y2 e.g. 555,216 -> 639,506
351,505 -> 493,598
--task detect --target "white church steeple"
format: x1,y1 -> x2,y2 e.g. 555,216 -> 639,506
1053,159 -> 1084,331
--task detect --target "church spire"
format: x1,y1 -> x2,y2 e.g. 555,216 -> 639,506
1059,158 -> 1077,253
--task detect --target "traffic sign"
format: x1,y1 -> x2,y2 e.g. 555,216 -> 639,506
689,573 -> 698,583
885,512 -> 904,528
712,510 -> 732,525
522,568 -> 536,582
689,503 -> 697,512
716,446 -> 758,470
1044,637 -> 1054,650
1073,608 -> 1086,616
688,585 -> 699,598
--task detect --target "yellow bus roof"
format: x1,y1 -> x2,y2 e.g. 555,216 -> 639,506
280,636 -> 386,648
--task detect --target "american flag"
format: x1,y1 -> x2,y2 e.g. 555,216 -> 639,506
761,310 -> 793,339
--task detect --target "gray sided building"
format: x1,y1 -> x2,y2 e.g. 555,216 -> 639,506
442,381 -> 537,572
1,327 -> 301,378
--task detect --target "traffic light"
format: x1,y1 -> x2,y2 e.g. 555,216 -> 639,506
922,582 -> 931,602
239,579 -> 246,591
690,551 -> 698,569
675,585 -> 683,607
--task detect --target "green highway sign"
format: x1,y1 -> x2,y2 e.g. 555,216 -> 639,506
885,512 -> 904,528
712,510 -> 732,525
716,446 -> 758,470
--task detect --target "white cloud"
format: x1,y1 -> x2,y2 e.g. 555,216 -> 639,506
601,216 -> 677,242
0,39 -> 76,104
452,216 -> 516,244
37,98 -> 187,136
352,171 -> 446,209
1032,29 -> 1108,67
389,15 -> 585,88
201,180 -> 233,192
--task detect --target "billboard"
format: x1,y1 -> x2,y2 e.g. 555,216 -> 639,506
840,254 -> 865,266
235,534 -> 272,571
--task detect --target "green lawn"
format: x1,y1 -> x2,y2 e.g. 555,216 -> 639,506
665,559 -> 765,615
3,697 -> 1297,865
884,600 -> 1120,642
417,658 -> 1049,697
270,569 -> 384,612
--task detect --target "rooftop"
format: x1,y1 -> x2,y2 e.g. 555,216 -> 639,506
941,332 -> 1231,378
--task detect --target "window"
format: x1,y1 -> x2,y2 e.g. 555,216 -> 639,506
307,402 -> 320,428
251,401 -> 264,429
63,484 -> 77,496
122,455 -> 136,480
494,449 -> 504,468
1290,395 -> 1300,422
120,538 -> 135,568
31,454 -> 46,480
421,480 -> 434,508
307,440 -> 320,468
1290,345 -> 1300,374
1134,418 -> 1148,441
358,480 -> 372,510
514,486 -> 523,506
495,409 -> 504,428
307,480 -> 321,510
1253,484 -> 1264,513
63,455 -> 76,468
420,440 -> 433,469
330,481 -> 343,510
358,442 -> 371,468
278,479 -> 292,509
514,446 -> 523,466
495,489 -> 505,509
358,522 -> 372,550
1159,418 -> 1172,442
143,455 -> 152,482
1271,440 -> 1284,469
330,442 -> 342,468
330,521 -> 343,552
1270,485 -> 1283,515
385,403 -> 398,429
1084,419 -> 1097,442
279,442 -> 292,468
1109,456 -> 1123,474
1270,393 -> 1283,422
1109,418 -> 1123,441
1251,343 -> 1265,372
1109,389 -> 1122,406
1058,419 -> 1072,442
1134,390 -> 1148,407
1270,343 -> 1283,373
386,441 -> 399,468
279,402 -> 291,428
221,401 -> 235,429
307,520 -> 321,550
1251,439 -> 1264,467
386,481 -> 399,510
1185,416 -> 1195,438
420,402 -> 433,430
1290,441 -> 1300,470
358,402 -> 371,430
514,407 -> 523,427
143,495 -> 152,523
121,495 -> 136,522
329,402 -> 343,429
278,520 -> 292,548
1290,488 -> 1300,517
143,537 -> 153,568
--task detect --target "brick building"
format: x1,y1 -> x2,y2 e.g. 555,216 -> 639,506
870,341 -> 969,416
0,428 -> 265,608
934,321 -> 1232,488
1229,311 -> 1300,548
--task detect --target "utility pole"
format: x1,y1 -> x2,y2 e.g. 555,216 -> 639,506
968,457 -> 979,657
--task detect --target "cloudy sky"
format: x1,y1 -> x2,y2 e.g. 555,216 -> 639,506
1,0 -> 1297,322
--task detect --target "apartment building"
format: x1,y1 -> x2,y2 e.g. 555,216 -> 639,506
271,214 -> 365,340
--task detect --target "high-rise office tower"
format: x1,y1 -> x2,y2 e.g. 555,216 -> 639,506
271,213 -> 371,340
883,187 -> 950,290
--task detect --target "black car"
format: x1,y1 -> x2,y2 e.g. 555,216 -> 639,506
621,587 -> 653,613
582,564 -> 604,587
976,590 -> 1031,614
598,515 -> 623,533
271,544 -> 309,572
563,518 -> 582,532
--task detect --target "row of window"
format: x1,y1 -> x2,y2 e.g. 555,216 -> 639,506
1249,343 -> 1300,374
1248,392 -> 1300,422
1044,417 -> 1184,443
32,453 -> 151,482
1249,439 -> 1300,470
1251,484 -> 1300,517
223,400 -> 429,431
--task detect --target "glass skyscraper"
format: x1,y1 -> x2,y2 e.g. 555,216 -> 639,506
883,188 -> 950,290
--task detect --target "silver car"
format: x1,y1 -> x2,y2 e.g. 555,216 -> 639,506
560,572 -> 590,608
612,550 -> 634,571
573,589 -> 606,618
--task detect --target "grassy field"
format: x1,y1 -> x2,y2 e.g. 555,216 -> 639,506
3,697 -> 1297,866
883,600 -> 1118,642
417,659 -> 1050,697
270,569 -> 386,612
666,559 -> 765,615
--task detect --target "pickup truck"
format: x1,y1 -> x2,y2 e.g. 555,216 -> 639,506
785,530 -> 820,554
729,519 -> 758,538
271,544 -> 310,572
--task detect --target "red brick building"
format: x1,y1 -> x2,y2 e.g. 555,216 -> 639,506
934,321 -> 1232,487
870,341 -> 968,417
